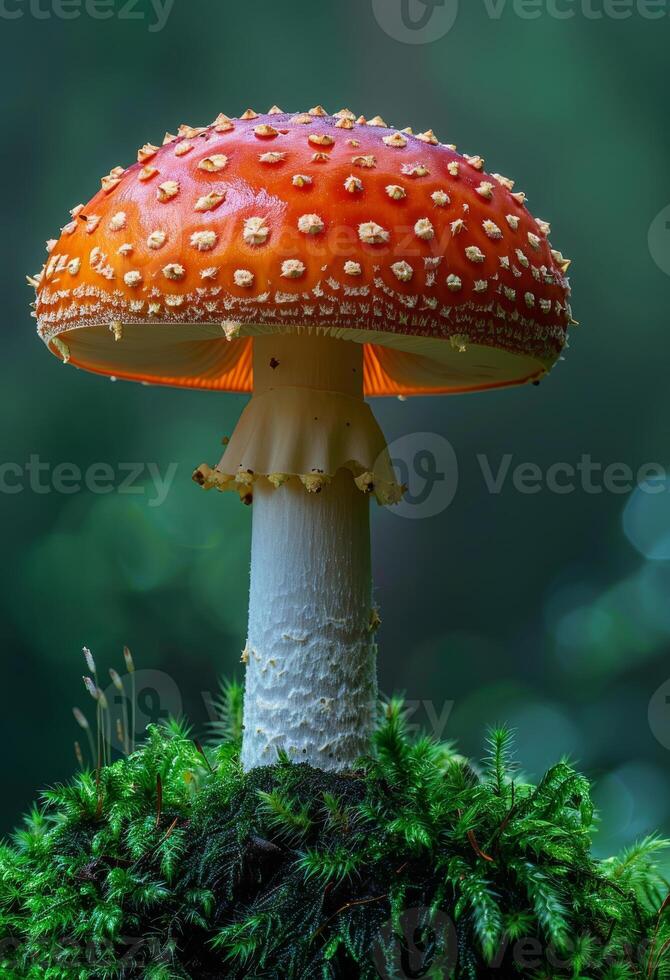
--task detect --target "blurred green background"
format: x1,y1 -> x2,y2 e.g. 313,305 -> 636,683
1,0 -> 669,860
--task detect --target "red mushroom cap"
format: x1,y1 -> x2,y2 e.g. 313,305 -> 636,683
31,108 -> 573,396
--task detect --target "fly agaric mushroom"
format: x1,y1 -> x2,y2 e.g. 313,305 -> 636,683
30,107 -> 573,771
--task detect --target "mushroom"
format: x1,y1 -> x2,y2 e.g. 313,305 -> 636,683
30,107 -> 573,771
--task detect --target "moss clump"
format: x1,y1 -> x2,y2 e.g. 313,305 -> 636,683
1,689 -> 668,979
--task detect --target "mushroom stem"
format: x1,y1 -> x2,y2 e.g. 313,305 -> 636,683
241,333 -> 379,770
242,468 -> 376,770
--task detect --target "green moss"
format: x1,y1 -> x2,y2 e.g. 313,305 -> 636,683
1,689 -> 668,979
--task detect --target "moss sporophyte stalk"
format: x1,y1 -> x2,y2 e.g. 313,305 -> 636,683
1,675 -> 669,978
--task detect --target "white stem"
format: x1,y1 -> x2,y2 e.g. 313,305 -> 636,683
240,334 -> 378,770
